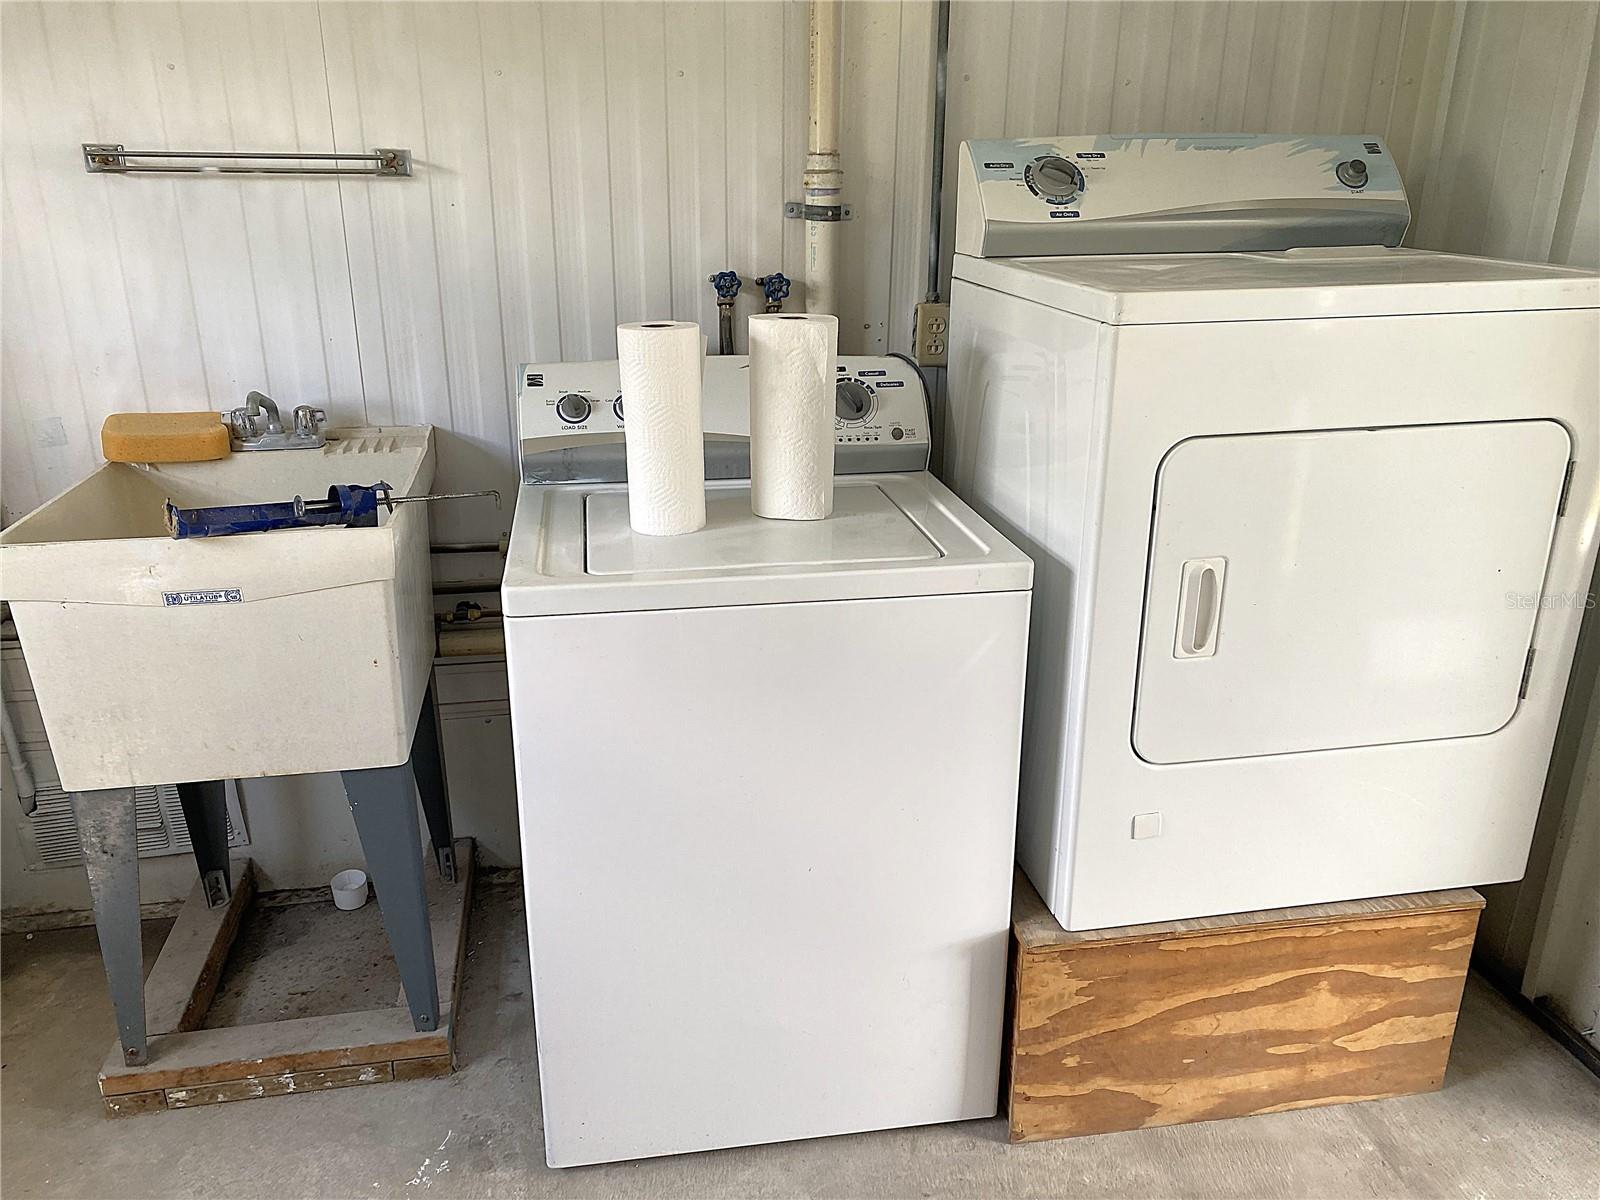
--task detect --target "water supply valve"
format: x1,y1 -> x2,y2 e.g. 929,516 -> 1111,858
708,270 -> 743,354
756,272 -> 791,313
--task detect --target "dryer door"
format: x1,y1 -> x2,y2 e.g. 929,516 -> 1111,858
1133,420 -> 1571,765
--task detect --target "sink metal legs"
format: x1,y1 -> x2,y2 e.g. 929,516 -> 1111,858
341,760 -> 441,1033
339,690 -> 455,1034
410,682 -> 457,884
72,780 -> 229,1065
70,787 -> 147,1066
71,685 -> 455,1058
176,779 -> 232,908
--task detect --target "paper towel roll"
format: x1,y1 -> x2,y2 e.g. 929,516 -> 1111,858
748,313 -> 838,521
618,321 -> 707,536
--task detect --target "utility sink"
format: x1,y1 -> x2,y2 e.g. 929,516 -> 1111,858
0,427 -> 436,791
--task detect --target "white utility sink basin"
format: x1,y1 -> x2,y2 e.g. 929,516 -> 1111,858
0,426 -> 436,791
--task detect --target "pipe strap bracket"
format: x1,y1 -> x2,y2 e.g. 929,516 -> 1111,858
784,202 -> 854,222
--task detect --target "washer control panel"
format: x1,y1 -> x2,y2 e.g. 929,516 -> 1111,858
955,133 -> 1410,258
518,354 -> 929,484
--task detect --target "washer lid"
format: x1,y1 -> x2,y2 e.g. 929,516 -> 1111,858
953,246 -> 1600,324
585,485 -> 940,575
502,474 -> 1032,616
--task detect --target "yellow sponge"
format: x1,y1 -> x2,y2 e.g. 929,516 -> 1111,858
101,411 -> 231,463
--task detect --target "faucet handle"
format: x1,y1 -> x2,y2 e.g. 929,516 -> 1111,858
293,405 -> 327,437
228,406 -> 258,439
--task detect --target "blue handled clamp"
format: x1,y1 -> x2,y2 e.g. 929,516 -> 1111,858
165,483 -> 501,539
165,482 -> 394,539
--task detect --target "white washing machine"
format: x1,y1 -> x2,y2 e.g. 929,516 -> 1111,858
503,356 -> 1032,1166
946,134 -> 1600,932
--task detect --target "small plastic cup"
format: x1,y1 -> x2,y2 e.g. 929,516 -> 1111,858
331,868 -> 369,911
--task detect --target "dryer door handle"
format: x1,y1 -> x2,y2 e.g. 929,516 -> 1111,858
1174,557 -> 1227,659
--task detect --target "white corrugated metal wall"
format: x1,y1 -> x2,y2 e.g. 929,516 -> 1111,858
1412,0 -> 1598,265
6,0 -> 1557,538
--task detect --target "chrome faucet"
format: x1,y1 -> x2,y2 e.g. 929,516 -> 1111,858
227,391 -> 327,451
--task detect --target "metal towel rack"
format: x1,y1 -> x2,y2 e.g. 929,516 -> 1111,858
82,143 -> 411,177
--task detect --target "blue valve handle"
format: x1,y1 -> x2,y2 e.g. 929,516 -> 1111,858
165,482 -> 394,539
756,272 -> 791,306
708,270 -> 742,301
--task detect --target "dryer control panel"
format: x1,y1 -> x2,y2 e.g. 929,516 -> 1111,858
955,133 -> 1410,258
518,354 -> 930,484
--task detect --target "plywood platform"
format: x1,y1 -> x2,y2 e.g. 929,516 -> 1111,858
1007,871 -> 1484,1142
99,839 -> 473,1116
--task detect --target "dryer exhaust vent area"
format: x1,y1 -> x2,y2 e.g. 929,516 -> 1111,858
1133,420 -> 1572,765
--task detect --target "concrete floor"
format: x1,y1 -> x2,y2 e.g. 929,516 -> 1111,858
204,897 -> 404,1027
2,880 -> 1596,1200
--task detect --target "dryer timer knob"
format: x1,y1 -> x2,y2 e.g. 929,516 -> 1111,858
1026,155 -> 1084,203
836,379 -> 874,423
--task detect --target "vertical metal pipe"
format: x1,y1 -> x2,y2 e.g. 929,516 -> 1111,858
805,0 -> 843,315
1,696 -> 35,805
926,0 -> 952,302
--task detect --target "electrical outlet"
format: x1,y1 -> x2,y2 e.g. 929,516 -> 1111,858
914,301 -> 949,368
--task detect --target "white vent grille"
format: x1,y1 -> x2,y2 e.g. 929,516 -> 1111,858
21,780 -> 248,871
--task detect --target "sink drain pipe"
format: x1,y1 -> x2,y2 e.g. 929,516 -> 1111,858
2,696 -> 36,810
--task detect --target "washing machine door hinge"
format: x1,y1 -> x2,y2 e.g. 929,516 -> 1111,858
1519,647 -> 1537,699
1557,461 -> 1576,517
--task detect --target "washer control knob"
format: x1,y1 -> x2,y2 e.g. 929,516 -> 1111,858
556,393 -> 591,424
613,394 -> 625,421
1336,158 -> 1369,189
836,379 -> 874,423
1026,155 -> 1084,203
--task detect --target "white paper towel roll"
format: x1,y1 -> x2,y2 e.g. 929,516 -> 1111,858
618,321 -> 707,536
748,313 -> 838,521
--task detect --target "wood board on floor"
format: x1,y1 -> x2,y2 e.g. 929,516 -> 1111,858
143,857 -> 256,1036
1007,869 -> 1484,1142
98,839 -> 473,1116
